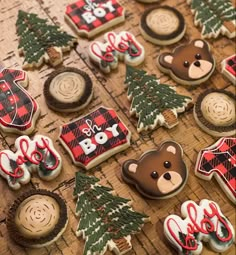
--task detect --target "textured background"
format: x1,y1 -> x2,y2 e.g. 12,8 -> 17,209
0,0 -> 235,254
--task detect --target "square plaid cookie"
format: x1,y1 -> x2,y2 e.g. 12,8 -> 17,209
59,106 -> 131,169
195,137 -> 236,204
65,0 -> 125,38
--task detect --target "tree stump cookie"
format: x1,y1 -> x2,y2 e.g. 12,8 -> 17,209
194,89 -> 236,137
140,6 -> 186,45
7,190 -> 68,248
44,67 -> 93,112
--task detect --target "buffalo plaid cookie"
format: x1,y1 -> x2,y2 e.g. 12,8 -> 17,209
195,137 -> 236,204
65,0 -> 125,38
59,106 -> 131,169
0,67 -> 40,135
221,54 -> 236,85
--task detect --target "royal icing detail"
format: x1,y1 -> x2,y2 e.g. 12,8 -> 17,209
74,172 -> 149,255
194,89 -> 236,137
16,10 -> 76,68
44,67 -> 93,112
164,199 -> 235,255
0,68 -> 40,134
65,0 -> 125,38
195,137 -> 236,204
125,66 -> 192,132
89,31 -> 145,73
0,135 -> 62,190
59,107 -> 131,170
140,6 -> 186,45
221,54 -> 236,85
122,141 -> 188,199
157,39 -> 215,85
187,0 -> 236,39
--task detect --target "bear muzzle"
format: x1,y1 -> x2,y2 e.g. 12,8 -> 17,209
157,171 -> 183,194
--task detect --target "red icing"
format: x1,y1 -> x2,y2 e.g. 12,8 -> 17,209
166,201 -> 233,253
0,137 -> 59,182
91,32 -> 142,62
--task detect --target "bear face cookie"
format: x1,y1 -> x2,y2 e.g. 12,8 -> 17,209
157,39 -> 215,85
122,141 -> 188,199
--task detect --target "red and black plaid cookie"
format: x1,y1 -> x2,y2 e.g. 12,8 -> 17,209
195,137 -> 236,204
59,106 -> 131,170
65,0 -> 125,38
0,68 -> 40,135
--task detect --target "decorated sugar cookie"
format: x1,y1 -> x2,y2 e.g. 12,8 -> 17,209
164,199 -> 235,255
0,67 -> 40,135
125,66 -> 192,132
74,172 -> 149,255
221,54 -> 236,85
44,67 -> 93,112
140,6 -> 186,45
122,141 -> 188,199
7,189 -> 68,248
65,0 -> 125,38
195,137 -> 236,204
89,31 -> 145,73
187,0 -> 236,39
194,89 -> 236,137
16,10 -> 77,69
0,135 -> 62,190
157,39 -> 215,85
59,107 -> 131,170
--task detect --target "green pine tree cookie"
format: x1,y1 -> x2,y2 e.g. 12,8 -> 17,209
124,65 -> 193,132
187,0 -> 236,38
74,172 -> 149,255
16,10 -> 77,68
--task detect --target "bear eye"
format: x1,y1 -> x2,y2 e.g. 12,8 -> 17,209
195,54 -> 201,60
183,61 -> 189,67
151,171 -> 159,179
164,161 -> 171,168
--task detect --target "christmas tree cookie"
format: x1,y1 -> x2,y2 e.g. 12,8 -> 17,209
0,67 -> 40,134
164,199 -> 235,255
187,0 -> 236,39
16,10 -> 77,69
124,66 -> 193,132
74,172 -> 149,255
0,135 -> 62,190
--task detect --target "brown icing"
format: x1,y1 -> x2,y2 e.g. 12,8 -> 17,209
141,6 -> 185,41
158,39 -> 215,82
44,67 -> 93,112
122,141 -> 188,199
15,195 -> 60,239
7,190 -> 68,247
194,89 -> 236,134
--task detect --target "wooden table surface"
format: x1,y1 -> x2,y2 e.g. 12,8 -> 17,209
0,0 -> 235,254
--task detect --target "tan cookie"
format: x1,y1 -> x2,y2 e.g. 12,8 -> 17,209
140,6 -> 186,45
7,190 -> 68,248
194,89 -> 236,137
44,67 -> 93,112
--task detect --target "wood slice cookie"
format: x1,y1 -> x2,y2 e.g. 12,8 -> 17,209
194,89 -> 236,137
7,189 -> 68,248
140,6 -> 186,45
44,67 -> 93,112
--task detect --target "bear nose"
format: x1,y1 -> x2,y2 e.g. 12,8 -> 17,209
194,61 -> 201,67
164,172 -> 171,180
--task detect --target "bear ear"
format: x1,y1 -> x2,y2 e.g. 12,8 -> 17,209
193,39 -> 207,49
158,53 -> 174,69
161,141 -> 183,157
122,159 -> 138,180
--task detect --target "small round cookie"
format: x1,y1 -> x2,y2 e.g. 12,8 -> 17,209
140,6 -> 186,45
44,67 -> 93,113
7,189 -> 68,248
194,89 -> 236,137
